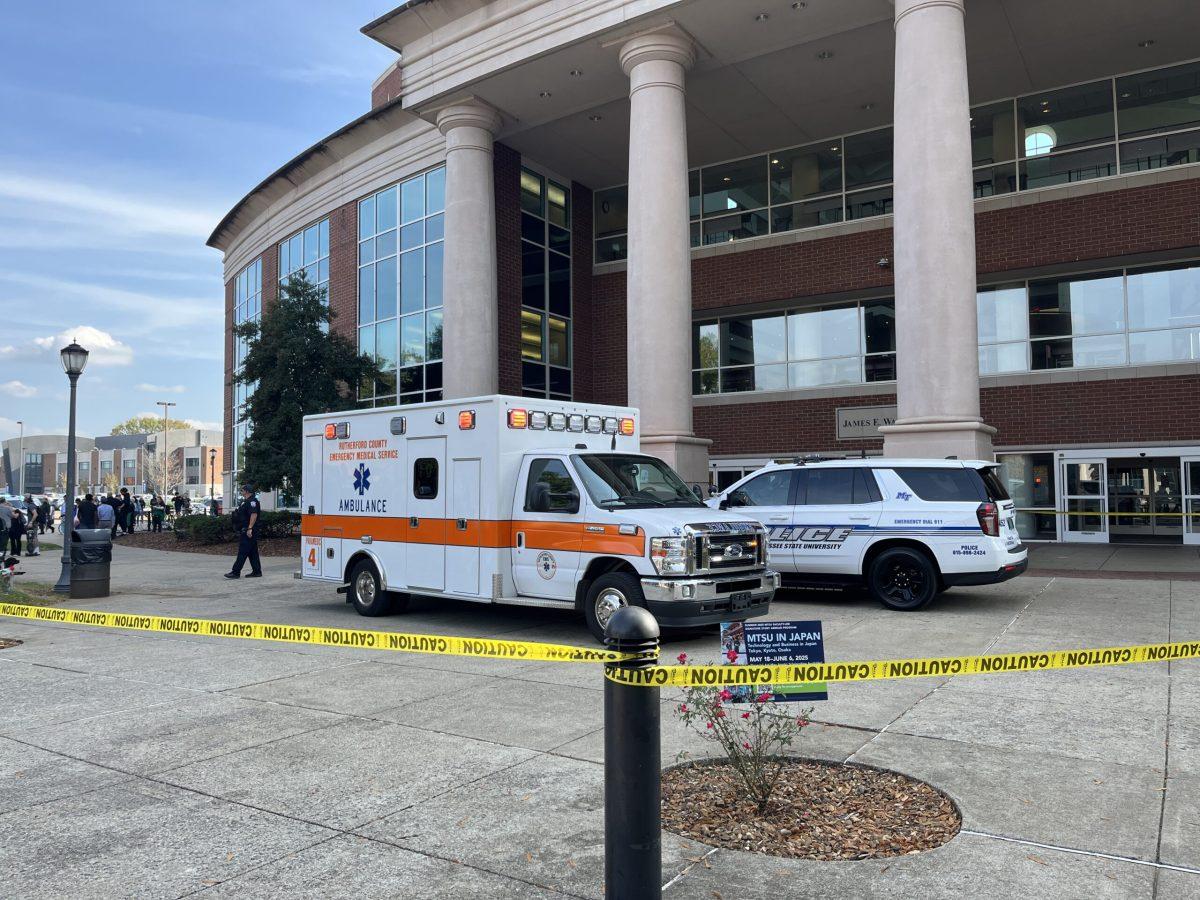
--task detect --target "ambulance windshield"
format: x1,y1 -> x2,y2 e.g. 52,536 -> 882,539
572,454 -> 704,509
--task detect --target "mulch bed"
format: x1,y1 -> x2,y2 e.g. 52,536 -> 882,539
114,531 -> 299,558
661,759 -> 960,860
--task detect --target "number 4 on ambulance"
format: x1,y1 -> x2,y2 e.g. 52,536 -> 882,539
303,536 -> 322,573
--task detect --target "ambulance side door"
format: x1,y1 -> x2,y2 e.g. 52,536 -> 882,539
511,456 -> 582,601
406,436 -> 446,592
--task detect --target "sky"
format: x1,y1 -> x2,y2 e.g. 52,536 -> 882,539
0,2 -> 396,441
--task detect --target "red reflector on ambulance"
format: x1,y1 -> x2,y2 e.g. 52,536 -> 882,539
324,422 -> 349,440
619,417 -> 635,436
507,409 -> 528,429
458,410 -> 476,430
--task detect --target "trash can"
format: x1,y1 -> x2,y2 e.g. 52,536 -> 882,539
70,528 -> 112,599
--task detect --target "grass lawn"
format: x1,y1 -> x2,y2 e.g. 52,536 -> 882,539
1,580 -> 62,606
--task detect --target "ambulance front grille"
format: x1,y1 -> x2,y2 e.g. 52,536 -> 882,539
697,531 -> 764,574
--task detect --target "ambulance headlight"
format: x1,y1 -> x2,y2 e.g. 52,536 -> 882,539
650,536 -> 693,576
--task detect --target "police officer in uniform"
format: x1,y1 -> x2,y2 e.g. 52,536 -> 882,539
224,484 -> 262,579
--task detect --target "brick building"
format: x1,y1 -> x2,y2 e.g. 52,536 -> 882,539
209,0 -> 1200,544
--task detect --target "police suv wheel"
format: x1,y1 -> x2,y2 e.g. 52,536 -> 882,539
584,572 -> 645,644
868,547 -> 938,611
349,559 -> 393,617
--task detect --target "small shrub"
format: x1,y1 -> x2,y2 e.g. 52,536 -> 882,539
674,651 -> 813,814
173,511 -> 300,544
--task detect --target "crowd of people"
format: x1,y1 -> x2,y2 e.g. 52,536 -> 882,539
1,490 -> 205,556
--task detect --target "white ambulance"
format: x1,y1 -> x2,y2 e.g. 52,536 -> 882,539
300,396 -> 778,641
708,457 -> 1027,611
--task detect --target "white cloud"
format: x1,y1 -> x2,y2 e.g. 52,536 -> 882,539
9,326 -> 135,367
136,383 -> 186,394
186,419 -> 222,432
0,417 -> 62,440
0,172 -> 221,240
0,380 -> 37,398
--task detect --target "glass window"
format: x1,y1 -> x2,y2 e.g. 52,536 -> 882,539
977,285 -> 1028,344
400,249 -> 423,315
594,186 -> 627,239
1031,334 -> 1127,370
547,316 -> 569,367
376,186 -> 397,231
1129,328 -> 1200,364
845,186 -> 893,220
547,180 -> 569,228
521,309 -> 543,361
1117,60 -> 1200,138
1120,128 -> 1200,174
694,322 -> 719,369
1018,81 -> 1114,155
702,211 -> 769,245
893,467 -> 985,502
520,169 -> 544,216
732,470 -> 793,507
788,305 -> 859,360
1020,145 -> 1117,189
1127,263 -> 1200,331
971,100 -> 1017,165
979,342 -> 1027,375
702,156 -> 769,216
863,300 -> 895,354
801,468 -> 856,505
413,458 -> 438,499
720,315 -> 786,367
770,142 -> 842,204
548,251 -> 570,317
1029,273 -> 1124,338
524,459 -> 579,513
789,357 -> 861,388
771,196 -> 843,234
426,168 -> 445,214
401,175 -> 425,224
843,128 -> 892,190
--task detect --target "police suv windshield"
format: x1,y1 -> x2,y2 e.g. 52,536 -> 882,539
572,454 -> 704,509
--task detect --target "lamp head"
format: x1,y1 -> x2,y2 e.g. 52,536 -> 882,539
60,341 -> 89,377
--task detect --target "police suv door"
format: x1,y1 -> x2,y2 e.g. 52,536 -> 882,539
511,456 -> 583,601
722,468 -> 798,571
790,467 -> 883,574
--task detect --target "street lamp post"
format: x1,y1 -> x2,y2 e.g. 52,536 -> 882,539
16,419 -> 24,497
209,448 -> 216,516
157,400 -> 177,497
53,341 -> 89,594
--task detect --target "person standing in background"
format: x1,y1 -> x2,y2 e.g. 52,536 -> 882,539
77,493 -> 98,529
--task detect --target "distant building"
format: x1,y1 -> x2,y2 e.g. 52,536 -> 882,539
2,430 -> 223,499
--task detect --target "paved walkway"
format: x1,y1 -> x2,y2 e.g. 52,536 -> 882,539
1027,542 -> 1200,579
0,544 -> 1197,898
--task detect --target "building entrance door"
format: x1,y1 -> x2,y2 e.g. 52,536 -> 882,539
1107,458 -> 1183,543
1058,459 -> 1108,543
1184,456 -> 1200,547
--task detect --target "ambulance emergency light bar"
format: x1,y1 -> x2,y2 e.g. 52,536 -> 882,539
505,408 -> 634,435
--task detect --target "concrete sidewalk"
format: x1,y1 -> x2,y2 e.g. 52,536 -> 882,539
1027,542 -> 1200,579
0,543 -> 1197,898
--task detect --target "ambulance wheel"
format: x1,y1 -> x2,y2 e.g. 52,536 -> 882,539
584,572 -> 645,643
868,547 -> 937,611
349,559 -> 392,617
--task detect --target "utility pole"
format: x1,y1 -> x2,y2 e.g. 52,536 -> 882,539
157,401 -> 177,496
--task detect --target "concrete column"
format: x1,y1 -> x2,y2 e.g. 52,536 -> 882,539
436,101 -> 502,399
620,31 -> 712,487
880,0 -> 996,460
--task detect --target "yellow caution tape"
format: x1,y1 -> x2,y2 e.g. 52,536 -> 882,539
603,640 -> 1200,687
0,603 -> 633,664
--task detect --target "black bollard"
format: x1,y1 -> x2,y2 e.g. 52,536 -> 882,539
603,605 -> 662,900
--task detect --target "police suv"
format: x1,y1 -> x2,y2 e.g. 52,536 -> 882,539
708,458 -> 1027,610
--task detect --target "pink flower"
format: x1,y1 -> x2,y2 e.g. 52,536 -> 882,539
726,649 -> 739,662
797,717 -> 809,727
719,689 -> 733,702
706,721 -> 714,729
715,709 -> 727,719
742,742 -> 751,750
677,652 -> 688,664
756,692 -> 771,704
678,703 -> 688,713
741,712 -> 751,720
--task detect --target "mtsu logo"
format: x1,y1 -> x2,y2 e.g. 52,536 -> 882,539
353,463 -> 371,496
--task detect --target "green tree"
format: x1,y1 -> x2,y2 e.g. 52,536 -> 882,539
111,415 -> 190,435
234,273 -> 379,494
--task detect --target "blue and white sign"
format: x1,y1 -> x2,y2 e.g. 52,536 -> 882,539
719,619 -> 828,702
